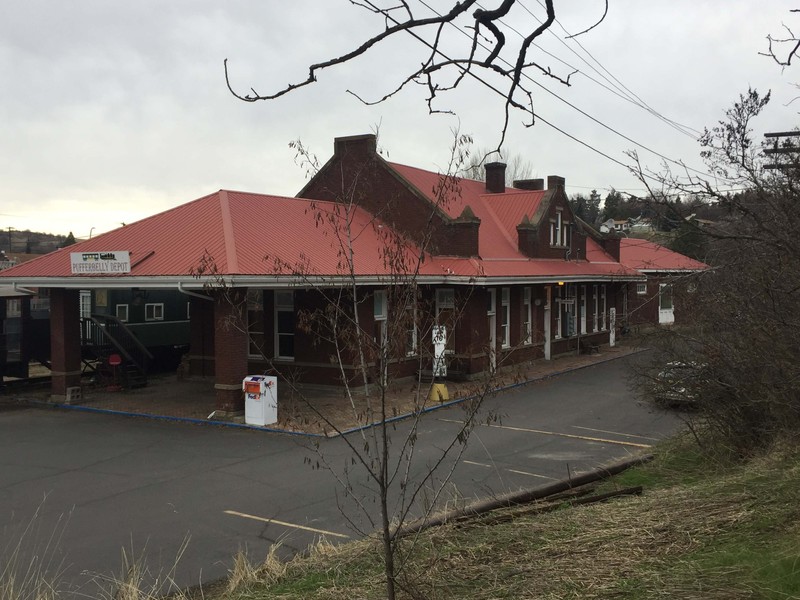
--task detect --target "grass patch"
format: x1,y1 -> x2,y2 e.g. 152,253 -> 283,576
207,437 -> 800,599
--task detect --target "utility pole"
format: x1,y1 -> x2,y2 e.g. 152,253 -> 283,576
764,131 -> 800,170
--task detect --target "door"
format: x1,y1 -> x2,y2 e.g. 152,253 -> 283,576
544,287 -> 552,360
487,289 -> 496,372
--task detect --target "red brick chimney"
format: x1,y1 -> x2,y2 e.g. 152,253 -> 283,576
547,175 -> 565,190
514,178 -> 545,191
485,162 -> 507,193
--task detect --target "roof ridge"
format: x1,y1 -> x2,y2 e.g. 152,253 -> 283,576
219,190 -> 239,273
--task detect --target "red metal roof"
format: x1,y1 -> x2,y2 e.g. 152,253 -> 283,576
389,163 -> 548,259
0,191 -> 427,282
0,177 -> 645,286
619,238 -> 708,272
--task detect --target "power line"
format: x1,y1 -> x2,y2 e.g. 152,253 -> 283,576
414,0 -> 729,185
521,0 -> 702,139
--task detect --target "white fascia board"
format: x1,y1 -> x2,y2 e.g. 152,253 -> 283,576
0,271 -> 645,290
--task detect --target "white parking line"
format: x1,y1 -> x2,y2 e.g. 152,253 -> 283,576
224,510 -> 350,539
463,460 -> 555,480
439,419 -> 651,449
506,468 -> 556,480
571,425 -> 660,442
463,460 -> 492,468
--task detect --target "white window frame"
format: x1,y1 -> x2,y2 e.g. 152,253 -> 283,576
6,298 -> 21,318
373,290 -> 387,321
145,303 -> 164,321
580,285 -> 587,334
116,304 -> 129,322
500,287 -> 510,348
566,284 -> 577,337
374,289 -> 387,354
274,290 -> 294,360
554,285 -> 563,339
79,290 -> 92,319
523,287 -> 532,345
636,282 -> 647,295
592,284 -> 599,332
555,210 -> 563,246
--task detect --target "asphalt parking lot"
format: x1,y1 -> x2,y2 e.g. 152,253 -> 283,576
0,353 -> 683,597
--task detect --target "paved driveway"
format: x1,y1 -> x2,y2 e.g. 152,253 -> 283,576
0,354 -> 682,597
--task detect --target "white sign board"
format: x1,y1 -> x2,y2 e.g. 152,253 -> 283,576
70,251 -> 131,274
432,325 -> 447,378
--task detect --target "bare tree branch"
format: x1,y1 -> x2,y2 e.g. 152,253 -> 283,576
225,1 -> 570,148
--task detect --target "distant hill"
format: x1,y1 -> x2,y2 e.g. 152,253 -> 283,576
1,229 -> 70,256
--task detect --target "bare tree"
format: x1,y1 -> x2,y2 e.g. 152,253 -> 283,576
224,1 -> 603,147
461,145 -> 534,182
632,89 -> 800,454
197,133 -> 498,599
762,9 -> 800,67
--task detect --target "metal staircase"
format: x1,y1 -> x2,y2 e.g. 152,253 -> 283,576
81,314 -> 153,388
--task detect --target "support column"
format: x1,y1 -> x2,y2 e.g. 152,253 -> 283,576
213,289 -> 248,415
50,288 -> 81,401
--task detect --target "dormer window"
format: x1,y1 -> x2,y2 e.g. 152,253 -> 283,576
555,210 -> 563,246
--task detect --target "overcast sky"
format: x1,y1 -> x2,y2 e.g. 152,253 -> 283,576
2,1 -> 798,238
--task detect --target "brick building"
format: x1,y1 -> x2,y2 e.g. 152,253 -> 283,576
1,134 -> 662,414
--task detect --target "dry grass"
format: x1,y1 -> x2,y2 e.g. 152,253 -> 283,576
215,441 -> 800,599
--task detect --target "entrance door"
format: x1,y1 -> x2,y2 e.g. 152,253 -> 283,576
487,289 -> 496,372
544,287 -> 552,360
79,290 -> 92,342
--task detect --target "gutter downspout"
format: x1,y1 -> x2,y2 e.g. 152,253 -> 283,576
12,283 -> 36,295
177,282 -> 213,301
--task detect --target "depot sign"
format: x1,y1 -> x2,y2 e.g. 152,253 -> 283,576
70,251 -> 131,274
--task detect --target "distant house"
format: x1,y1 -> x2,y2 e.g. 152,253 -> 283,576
613,219 -> 632,233
628,217 -> 655,233
0,134 -> 645,414
618,238 -> 708,326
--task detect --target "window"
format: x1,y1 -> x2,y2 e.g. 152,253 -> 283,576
116,304 -> 129,322
555,210 -> 563,246
549,221 -> 556,245
562,220 -> 570,248
592,284 -> 599,332
501,287 -> 510,348
659,284 -> 673,310
79,290 -> 92,319
522,287 -> 532,345
373,289 -> 387,351
637,283 -> 647,295
600,285 -> 607,331
6,298 -> 21,318
275,290 -> 294,360
186,301 -> 191,319
145,303 -> 164,321
373,290 -> 387,320
580,285 -> 587,334
566,284 -> 577,337
247,290 -> 265,357
554,286 -> 562,339
436,288 -> 456,353
659,284 -> 675,325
